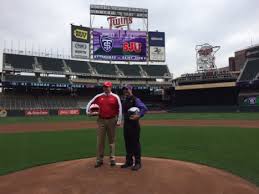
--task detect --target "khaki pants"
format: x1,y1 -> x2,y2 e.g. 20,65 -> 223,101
96,117 -> 117,163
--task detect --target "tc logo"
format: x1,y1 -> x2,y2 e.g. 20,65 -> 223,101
100,36 -> 113,52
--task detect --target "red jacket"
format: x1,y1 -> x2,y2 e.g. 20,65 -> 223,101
86,92 -> 122,123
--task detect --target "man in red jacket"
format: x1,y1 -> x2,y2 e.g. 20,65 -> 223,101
86,81 -> 122,168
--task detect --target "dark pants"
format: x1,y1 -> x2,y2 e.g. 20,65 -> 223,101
123,119 -> 141,164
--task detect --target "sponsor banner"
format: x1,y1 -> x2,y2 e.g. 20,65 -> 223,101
72,42 -> 90,59
58,109 -> 80,116
2,81 -> 94,89
149,46 -> 165,61
243,96 -> 259,106
25,110 -> 49,116
148,32 -> 165,62
93,29 -> 147,61
148,32 -> 165,47
71,25 -> 90,43
71,25 -> 90,59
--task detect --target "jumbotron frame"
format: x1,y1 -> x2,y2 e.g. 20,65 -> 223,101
89,4 -> 150,64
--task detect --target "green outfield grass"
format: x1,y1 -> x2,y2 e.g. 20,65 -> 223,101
0,126 -> 258,186
1,112 -> 259,125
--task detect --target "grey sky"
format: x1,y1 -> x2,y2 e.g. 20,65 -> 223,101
0,0 -> 259,77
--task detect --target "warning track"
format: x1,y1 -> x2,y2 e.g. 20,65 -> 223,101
1,119 -> 259,133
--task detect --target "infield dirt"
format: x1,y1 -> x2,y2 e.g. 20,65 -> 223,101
0,157 -> 258,194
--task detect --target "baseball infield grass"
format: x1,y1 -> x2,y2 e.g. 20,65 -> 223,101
0,126 -> 259,186
1,112 -> 259,125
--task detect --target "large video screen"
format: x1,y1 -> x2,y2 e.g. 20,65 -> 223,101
93,29 -> 147,61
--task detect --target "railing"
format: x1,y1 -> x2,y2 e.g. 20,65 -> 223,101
0,95 -> 81,110
3,48 -> 71,60
178,71 -> 238,83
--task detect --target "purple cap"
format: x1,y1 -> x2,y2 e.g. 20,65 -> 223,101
122,85 -> 133,90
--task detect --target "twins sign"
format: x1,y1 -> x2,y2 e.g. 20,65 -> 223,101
93,29 -> 147,61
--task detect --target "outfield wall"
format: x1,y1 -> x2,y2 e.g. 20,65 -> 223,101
169,86 -> 259,112
0,109 -> 87,117
170,106 -> 240,113
172,87 -> 239,107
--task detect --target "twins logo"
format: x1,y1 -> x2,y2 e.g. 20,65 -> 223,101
100,36 -> 113,52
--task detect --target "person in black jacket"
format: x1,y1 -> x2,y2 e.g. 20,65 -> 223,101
121,85 -> 148,171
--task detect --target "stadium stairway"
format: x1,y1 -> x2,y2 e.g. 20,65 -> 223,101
238,58 -> 259,82
139,65 -> 148,77
87,62 -> 98,75
4,54 -> 34,70
114,64 -> 125,76
62,60 -> 72,73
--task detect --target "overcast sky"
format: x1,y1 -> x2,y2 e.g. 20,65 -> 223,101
0,0 -> 259,77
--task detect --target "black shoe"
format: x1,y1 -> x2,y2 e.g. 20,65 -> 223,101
110,160 -> 116,167
94,161 -> 103,168
131,163 -> 141,171
121,162 -> 133,168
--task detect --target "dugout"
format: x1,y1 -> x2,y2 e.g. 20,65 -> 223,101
171,82 -> 239,112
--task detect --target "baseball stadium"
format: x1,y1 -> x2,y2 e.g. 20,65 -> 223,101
0,3 -> 259,194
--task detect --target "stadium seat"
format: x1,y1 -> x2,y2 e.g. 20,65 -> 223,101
91,62 -> 117,75
177,71 -> 238,85
141,65 -> 170,77
116,64 -> 141,76
121,80 -> 146,85
71,78 -> 98,84
65,60 -> 91,74
40,77 -> 70,84
4,54 -> 34,70
99,79 -> 120,85
37,57 -> 64,72
0,94 -> 79,110
4,74 -> 38,83
238,58 -> 259,81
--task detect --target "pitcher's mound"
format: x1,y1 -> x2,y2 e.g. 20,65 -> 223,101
0,157 -> 258,194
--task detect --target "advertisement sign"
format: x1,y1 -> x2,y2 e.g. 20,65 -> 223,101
58,109 -> 80,116
149,32 -> 165,61
107,16 -> 133,28
93,29 -> 147,61
25,110 -> 49,116
243,96 -> 259,106
71,25 -> 90,59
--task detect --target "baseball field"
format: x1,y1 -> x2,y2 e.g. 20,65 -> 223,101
0,112 -> 259,193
